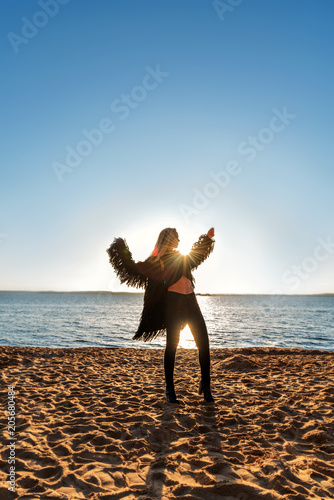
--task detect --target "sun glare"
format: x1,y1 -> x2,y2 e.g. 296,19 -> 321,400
178,325 -> 196,348
176,230 -> 195,255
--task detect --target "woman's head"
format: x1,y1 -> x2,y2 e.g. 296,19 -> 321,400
150,228 -> 179,260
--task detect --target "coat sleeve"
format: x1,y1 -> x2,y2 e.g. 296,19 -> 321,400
106,237 -> 148,289
186,234 -> 215,271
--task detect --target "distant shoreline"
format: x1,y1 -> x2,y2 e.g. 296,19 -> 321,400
0,290 -> 334,297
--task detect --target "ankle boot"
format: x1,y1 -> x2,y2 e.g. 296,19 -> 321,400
165,386 -> 179,404
198,380 -> 214,403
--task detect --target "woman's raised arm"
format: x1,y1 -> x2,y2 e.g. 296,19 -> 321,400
186,228 -> 215,270
106,238 -> 148,289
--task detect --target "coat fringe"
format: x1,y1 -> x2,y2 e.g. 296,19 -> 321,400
132,328 -> 166,342
106,238 -> 148,289
132,279 -> 167,342
188,234 -> 215,271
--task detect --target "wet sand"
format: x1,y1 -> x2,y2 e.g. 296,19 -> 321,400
1,346 -> 334,499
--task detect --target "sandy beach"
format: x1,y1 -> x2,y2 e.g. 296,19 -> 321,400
1,346 -> 333,500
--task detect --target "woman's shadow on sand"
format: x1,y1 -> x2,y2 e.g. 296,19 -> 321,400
141,395 -> 248,500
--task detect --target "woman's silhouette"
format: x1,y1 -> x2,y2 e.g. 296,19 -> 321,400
107,227 -> 215,403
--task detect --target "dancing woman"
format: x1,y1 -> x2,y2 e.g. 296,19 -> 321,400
106,227 -> 215,403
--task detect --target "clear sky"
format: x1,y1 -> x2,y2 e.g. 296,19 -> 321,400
1,0 -> 334,294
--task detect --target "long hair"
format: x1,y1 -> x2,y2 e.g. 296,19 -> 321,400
148,228 -> 178,265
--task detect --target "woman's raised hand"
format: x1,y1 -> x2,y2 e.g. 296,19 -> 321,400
207,227 -> 215,239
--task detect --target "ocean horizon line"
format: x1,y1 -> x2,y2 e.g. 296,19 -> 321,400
1,290 -> 334,297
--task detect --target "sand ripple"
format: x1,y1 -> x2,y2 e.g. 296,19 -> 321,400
0,346 -> 333,499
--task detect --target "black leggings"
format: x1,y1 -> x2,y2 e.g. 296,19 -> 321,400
164,291 -> 211,387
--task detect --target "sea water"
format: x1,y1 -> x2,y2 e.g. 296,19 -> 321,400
0,292 -> 333,350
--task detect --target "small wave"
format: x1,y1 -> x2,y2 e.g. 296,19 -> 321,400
1,294 -> 333,350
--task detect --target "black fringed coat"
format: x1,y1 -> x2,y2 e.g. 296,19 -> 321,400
106,234 -> 215,341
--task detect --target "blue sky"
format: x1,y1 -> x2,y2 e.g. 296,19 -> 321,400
1,0 -> 334,294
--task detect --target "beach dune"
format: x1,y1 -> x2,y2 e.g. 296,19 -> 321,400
1,346 -> 334,499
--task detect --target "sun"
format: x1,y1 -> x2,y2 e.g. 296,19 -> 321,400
176,228 -> 196,255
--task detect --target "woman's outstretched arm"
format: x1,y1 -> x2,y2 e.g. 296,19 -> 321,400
106,237 -> 148,289
186,227 -> 215,270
